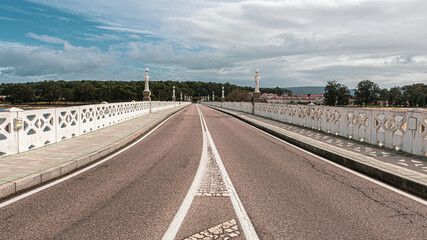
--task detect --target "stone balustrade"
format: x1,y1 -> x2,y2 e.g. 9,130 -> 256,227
204,101 -> 427,157
0,101 -> 189,157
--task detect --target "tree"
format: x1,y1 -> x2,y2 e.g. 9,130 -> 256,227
402,83 -> 426,107
62,88 -> 74,104
41,81 -> 62,103
10,84 -> 35,104
284,89 -> 293,96
225,89 -> 252,102
354,80 -> 380,106
73,82 -> 96,103
324,81 -> 351,106
388,87 -> 404,106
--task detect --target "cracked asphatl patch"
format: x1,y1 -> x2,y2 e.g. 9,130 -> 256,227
183,219 -> 240,240
195,145 -> 229,197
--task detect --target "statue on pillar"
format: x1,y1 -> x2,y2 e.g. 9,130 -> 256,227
221,86 -> 225,102
143,68 -> 151,101
172,86 -> 176,101
253,69 -> 262,102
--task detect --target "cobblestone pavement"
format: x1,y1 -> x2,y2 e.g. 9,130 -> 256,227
195,145 -> 229,197
183,219 -> 240,240
240,112 -> 427,174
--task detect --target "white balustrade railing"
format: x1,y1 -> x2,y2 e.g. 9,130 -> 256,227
203,101 -> 427,157
207,101 -> 253,114
0,101 -> 189,157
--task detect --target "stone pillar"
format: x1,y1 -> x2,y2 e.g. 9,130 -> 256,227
172,86 -> 176,101
143,68 -> 151,101
253,69 -> 262,102
221,86 -> 225,102
180,92 -> 183,101
212,92 -> 215,102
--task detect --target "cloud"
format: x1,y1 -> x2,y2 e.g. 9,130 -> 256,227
0,42 -> 118,77
8,0 -> 427,87
96,26 -> 154,35
84,33 -> 124,41
26,32 -> 66,44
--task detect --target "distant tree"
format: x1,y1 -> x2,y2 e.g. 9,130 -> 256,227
41,81 -> 62,103
73,82 -> 96,103
10,84 -> 35,104
225,89 -> 252,102
324,81 -> 351,106
402,83 -> 426,107
388,87 -> 404,106
284,89 -> 293,96
354,80 -> 380,106
62,88 -> 74,104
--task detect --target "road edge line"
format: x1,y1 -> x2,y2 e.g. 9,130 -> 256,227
0,105 -> 188,208
207,105 -> 427,205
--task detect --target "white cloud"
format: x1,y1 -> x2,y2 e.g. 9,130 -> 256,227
96,26 -> 154,35
0,42 -> 118,77
11,0 -> 427,87
26,32 -> 66,44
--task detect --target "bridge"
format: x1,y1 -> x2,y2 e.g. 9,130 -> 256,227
0,100 -> 426,239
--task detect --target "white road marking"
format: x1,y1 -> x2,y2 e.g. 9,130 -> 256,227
235,116 -> 427,206
163,105 -> 259,240
199,108 -> 259,240
0,109 -> 185,209
162,105 -> 208,240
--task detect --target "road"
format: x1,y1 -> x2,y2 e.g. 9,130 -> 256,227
1,104 -> 426,239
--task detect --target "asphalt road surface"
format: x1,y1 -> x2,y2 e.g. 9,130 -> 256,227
1,104 -> 426,239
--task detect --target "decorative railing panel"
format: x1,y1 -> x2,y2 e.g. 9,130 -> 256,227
204,101 -> 427,157
0,101 -> 188,157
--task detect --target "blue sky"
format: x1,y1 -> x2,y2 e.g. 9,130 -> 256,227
1,0 -> 426,88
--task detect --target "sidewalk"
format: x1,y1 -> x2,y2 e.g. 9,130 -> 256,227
0,104 -> 189,199
209,106 -> 427,199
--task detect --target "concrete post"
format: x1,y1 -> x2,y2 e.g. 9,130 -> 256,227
212,92 -> 215,102
180,92 -> 183,101
4,107 -> 24,153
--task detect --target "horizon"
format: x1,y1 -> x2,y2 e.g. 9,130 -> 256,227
1,1 -> 427,88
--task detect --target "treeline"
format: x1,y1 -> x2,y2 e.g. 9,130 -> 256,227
324,80 -> 426,107
0,80 -> 254,104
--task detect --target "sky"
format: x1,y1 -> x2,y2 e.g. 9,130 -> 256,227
0,0 -> 426,88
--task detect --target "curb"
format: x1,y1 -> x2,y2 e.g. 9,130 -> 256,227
208,106 -> 427,199
0,105 -> 189,200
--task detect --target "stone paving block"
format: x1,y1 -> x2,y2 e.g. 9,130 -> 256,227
60,161 -> 77,175
0,181 -> 15,199
15,174 -> 41,192
89,148 -> 109,162
40,167 -> 61,183
76,156 -> 91,169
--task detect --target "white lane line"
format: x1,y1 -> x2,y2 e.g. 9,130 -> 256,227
0,109 -> 185,209
163,105 -> 259,240
235,116 -> 427,206
199,106 -> 259,240
162,105 -> 208,240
